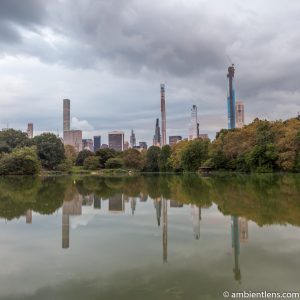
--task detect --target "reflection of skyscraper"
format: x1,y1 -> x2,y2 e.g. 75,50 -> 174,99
140,193 -> 148,202
231,216 -> 241,282
82,194 -> 94,206
130,198 -> 136,215
94,196 -> 101,209
162,198 -> 168,263
154,198 -> 162,226
26,209 -> 32,224
239,217 -> 248,242
62,195 -> 82,249
191,205 -> 201,240
109,194 -> 124,212
170,200 -> 183,208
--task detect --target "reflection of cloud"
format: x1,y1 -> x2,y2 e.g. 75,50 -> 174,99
71,117 -> 94,131
70,215 -> 94,229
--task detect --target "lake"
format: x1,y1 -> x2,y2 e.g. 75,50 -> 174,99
0,174 -> 300,300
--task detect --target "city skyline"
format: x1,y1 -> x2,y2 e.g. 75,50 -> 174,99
0,1 -> 300,145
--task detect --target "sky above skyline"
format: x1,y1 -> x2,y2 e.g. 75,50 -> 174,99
0,0 -> 300,144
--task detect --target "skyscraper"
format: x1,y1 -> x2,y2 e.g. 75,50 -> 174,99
153,118 -> 161,146
94,136 -> 101,152
108,131 -> 124,151
130,129 -> 136,147
189,105 -> 198,140
160,84 -> 167,146
27,123 -> 33,139
169,135 -> 182,146
227,64 -> 236,129
236,101 -> 245,128
63,99 -> 70,134
82,139 -> 94,152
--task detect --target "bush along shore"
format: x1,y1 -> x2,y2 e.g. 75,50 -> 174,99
0,117 -> 300,176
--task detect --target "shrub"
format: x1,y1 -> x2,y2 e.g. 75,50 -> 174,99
83,156 -> 100,170
105,157 -> 123,169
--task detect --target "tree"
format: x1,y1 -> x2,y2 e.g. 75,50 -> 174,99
168,140 -> 189,172
33,133 -> 65,170
105,157 -> 123,169
95,148 -> 117,168
0,129 -> 31,153
76,149 -> 94,166
64,145 -> 77,164
83,156 -> 100,170
123,148 -> 143,170
146,146 -> 161,172
181,139 -> 209,171
159,145 -> 172,171
0,146 -> 40,175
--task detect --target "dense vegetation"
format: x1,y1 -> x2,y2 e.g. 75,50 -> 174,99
0,117 -> 300,175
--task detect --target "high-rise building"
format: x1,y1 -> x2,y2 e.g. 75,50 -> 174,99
63,99 -> 70,134
82,139 -> 94,152
169,135 -> 182,146
189,105 -> 198,140
27,123 -> 33,139
236,101 -> 245,128
64,130 -> 83,152
227,64 -> 236,129
124,141 -> 129,150
160,84 -> 167,146
130,129 -> 136,147
108,131 -> 124,151
94,136 -> 101,152
139,142 -> 147,150
153,118 -> 161,146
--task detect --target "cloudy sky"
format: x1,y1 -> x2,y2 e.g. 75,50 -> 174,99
0,0 -> 299,144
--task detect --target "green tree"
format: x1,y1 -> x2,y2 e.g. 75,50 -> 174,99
83,156 -> 100,170
95,148 -> 117,168
64,144 -> 77,164
105,157 -> 123,169
159,145 -> 172,171
0,146 -> 40,175
76,149 -> 94,166
181,139 -> 209,171
146,146 -> 161,172
123,148 -> 143,170
0,129 -> 31,153
33,133 -> 65,170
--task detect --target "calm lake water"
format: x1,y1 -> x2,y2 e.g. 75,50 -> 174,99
1,174 -> 300,300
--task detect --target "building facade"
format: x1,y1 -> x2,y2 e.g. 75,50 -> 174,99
169,135 -> 182,146
27,123 -> 33,138
108,131 -> 124,151
130,129 -> 136,147
235,101 -> 245,128
189,105 -> 198,140
82,139 -> 94,152
63,99 -> 70,135
94,136 -> 101,152
153,118 -> 161,146
63,130 -> 83,152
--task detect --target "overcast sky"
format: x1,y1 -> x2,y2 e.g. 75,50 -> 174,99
0,0 -> 299,144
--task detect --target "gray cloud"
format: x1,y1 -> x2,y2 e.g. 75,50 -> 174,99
0,0 -> 300,143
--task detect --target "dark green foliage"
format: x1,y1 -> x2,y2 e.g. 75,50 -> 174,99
181,139 -> 209,172
83,156 -> 100,170
34,133 -> 65,170
123,148 -> 143,170
0,129 -> 31,153
146,146 -> 161,172
159,145 -> 172,171
0,146 -> 40,175
95,148 -> 117,168
105,157 -> 123,169
76,149 -> 94,166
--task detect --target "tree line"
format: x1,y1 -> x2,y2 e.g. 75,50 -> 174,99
0,116 -> 300,175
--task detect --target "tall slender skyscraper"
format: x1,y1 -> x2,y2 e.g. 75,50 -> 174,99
189,105 -> 198,140
63,99 -> 70,134
27,123 -> 33,139
160,84 -> 166,146
235,101 -> 245,128
130,129 -> 136,147
153,118 -> 161,146
227,65 -> 236,129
